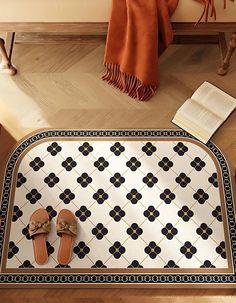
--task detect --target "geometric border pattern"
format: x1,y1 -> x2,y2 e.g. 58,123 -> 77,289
0,129 -> 235,286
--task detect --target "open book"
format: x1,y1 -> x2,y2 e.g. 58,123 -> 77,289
172,82 -> 236,144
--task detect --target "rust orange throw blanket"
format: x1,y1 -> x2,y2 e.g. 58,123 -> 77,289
103,0 -> 179,101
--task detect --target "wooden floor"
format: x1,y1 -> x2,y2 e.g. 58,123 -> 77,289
0,35 -> 236,301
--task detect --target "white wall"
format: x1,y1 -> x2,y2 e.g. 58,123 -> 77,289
0,0 -> 235,22
0,0 -> 111,22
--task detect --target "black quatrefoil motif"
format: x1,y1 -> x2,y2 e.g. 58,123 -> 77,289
173,142 -> 188,156
158,157 -> 174,172
142,142 -> 157,156
190,157 -> 206,172
47,142 -> 62,156
109,242 -> 126,259
17,173 -> 27,188
126,157 -> 141,172
175,173 -> 191,188
29,157 -> 45,171
110,173 -> 125,188
110,142 -> 125,156
78,142 -> 93,156
92,223 -> 108,240
44,173 -> 60,188
61,157 -> 77,171
77,173 -> 92,188
143,173 -> 158,188
94,157 -> 109,172
144,242 -> 161,259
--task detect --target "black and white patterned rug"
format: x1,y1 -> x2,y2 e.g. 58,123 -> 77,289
0,130 -> 235,287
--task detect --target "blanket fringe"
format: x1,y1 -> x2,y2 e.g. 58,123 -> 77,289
195,0 -> 230,24
102,63 -> 157,101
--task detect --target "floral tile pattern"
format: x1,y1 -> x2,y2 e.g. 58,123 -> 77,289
5,137 -> 229,271
0,130 -> 235,287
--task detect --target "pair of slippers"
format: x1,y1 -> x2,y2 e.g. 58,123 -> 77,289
29,209 -> 77,265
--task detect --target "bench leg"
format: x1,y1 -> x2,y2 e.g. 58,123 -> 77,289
218,32 -> 236,76
0,33 -> 17,75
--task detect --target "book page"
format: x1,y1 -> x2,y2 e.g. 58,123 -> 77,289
172,115 -> 210,143
192,82 -> 236,120
176,99 -> 223,134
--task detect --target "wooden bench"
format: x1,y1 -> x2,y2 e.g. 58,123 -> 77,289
0,0 -> 235,76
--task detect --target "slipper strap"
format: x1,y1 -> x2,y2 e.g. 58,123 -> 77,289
29,220 -> 51,237
57,220 -> 77,237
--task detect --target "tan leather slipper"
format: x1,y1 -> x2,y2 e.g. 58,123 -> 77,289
57,209 -> 77,265
29,208 -> 51,265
